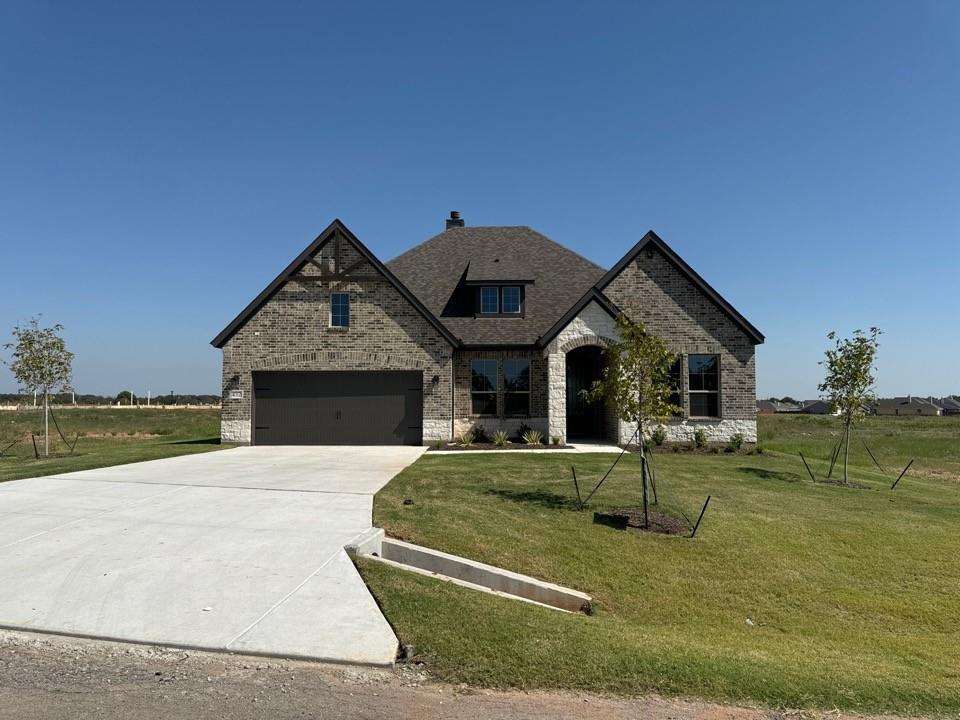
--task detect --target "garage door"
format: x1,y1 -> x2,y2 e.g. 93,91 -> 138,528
252,371 -> 423,445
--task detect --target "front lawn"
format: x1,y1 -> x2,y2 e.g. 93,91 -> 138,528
362,417 -> 960,715
0,408 -> 226,482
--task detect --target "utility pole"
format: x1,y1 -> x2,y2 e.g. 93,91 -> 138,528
147,390 -> 151,407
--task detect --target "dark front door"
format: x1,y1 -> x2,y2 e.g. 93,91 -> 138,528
252,371 -> 423,445
566,346 -> 606,439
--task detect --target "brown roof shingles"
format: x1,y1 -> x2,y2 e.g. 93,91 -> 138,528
386,226 -> 606,346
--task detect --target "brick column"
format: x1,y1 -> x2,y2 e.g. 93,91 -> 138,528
546,348 -> 566,442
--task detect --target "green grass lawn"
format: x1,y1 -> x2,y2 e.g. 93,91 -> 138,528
362,415 -> 960,715
0,407 -> 226,482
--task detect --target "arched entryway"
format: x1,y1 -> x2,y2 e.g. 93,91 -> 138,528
565,345 -> 607,439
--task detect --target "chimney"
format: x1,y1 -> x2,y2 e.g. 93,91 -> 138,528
445,210 -> 464,229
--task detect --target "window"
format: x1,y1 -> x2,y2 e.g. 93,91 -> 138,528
667,357 -> 683,416
471,359 -> 498,415
502,286 -> 521,314
480,286 -> 499,314
688,354 -> 719,417
330,292 -> 350,327
504,359 -> 530,416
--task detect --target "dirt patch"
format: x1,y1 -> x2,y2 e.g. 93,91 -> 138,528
815,478 -> 873,490
595,507 -> 690,536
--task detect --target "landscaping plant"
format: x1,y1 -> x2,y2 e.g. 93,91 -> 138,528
521,429 -> 543,445
2,317 -> 74,458
818,327 -> 881,485
582,317 -> 681,528
492,430 -> 509,447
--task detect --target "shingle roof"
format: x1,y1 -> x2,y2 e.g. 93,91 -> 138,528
386,226 -> 606,346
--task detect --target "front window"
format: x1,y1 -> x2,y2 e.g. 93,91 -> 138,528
688,354 -> 719,417
471,359 -> 498,415
504,359 -> 530,416
330,292 -> 350,327
667,357 -> 683,416
502,286 -> 521,314
480,287 -> 499,314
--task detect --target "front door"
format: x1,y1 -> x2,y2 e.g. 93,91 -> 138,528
565,346 -> 606,439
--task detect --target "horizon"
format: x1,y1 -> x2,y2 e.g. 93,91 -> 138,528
2,2 -> 958,398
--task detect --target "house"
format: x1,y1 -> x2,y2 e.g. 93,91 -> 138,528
212,213 -> 764,446
876,397 -> 943,416
934,397 -> 960,415
800,399 -> 834,414
756,400 -> 779,414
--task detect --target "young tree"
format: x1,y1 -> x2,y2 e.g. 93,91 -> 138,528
818,327 -> 881,485
582,317 -> 681,527
2,317 -> 74,457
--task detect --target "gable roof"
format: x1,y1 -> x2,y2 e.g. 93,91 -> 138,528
386,226 -> 606,346
592,230 -> 765,345
210,219 -> 459,348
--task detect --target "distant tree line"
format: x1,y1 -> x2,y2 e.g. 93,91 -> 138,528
0,392 -> 221,405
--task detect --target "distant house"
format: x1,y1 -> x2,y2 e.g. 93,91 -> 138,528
876,397 -> 943,416
930,397 -> 960,416
800,400 -> 833,415
755,399 -> 802,414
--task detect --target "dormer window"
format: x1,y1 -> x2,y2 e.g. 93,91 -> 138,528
480,286 -> 499,314
502,286 -> 521,314
477,285 -> 525,317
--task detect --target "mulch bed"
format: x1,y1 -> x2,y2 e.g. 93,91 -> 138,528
594,507 -> 690,536
428,443 -> 567,452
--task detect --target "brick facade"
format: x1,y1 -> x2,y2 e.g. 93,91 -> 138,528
600,245 -> 757,443
452,349 -> 548,439
217,226 -> 759,446
219,239 -> 453,443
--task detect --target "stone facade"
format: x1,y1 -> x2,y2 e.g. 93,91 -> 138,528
219,238 -> 454,443
543,301 -> 619,442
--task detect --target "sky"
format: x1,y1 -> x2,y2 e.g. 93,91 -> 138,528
1,1 -> 958,399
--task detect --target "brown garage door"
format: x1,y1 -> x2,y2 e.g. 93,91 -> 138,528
252,371 -> 423,446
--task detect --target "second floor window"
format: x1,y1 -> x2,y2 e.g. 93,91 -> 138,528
330,292 -> 350,327
480,287 -> 499,314
688,354 -> 719,417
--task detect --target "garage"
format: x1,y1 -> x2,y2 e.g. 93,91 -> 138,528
252,371 -> 423,445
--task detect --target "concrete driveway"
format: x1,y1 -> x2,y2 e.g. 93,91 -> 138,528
0,446 -> 426,665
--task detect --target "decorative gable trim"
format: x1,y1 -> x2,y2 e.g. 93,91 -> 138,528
595,230 -> 765,345
210,219 -> 460,348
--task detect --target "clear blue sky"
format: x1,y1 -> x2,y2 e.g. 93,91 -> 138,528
1,1 -> 957,399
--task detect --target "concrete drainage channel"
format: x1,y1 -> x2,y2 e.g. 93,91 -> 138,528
346,529 -> 592,614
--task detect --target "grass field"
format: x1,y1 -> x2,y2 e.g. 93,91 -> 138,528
362,415 -> 960,715
0,407 -> 225,482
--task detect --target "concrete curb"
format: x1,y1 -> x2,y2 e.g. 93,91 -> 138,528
350,531 -> 592,614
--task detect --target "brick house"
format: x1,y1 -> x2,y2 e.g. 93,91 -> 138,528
212,213 -> 763,445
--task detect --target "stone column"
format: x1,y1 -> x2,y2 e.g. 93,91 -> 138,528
546,346 -> 566,443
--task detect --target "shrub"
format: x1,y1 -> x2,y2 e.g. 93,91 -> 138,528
522,429 -> 543,445
693,429 -> 707,448
727,433 -> 744,452
471,424 -> 491,444
432,439 -> 443,450
458,431 -> 475,447
651,426 -> 667,446
672,445 -> 680,453
551,435 -> 561,446
515,422 -> 533,441
492,430 -> 509,447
